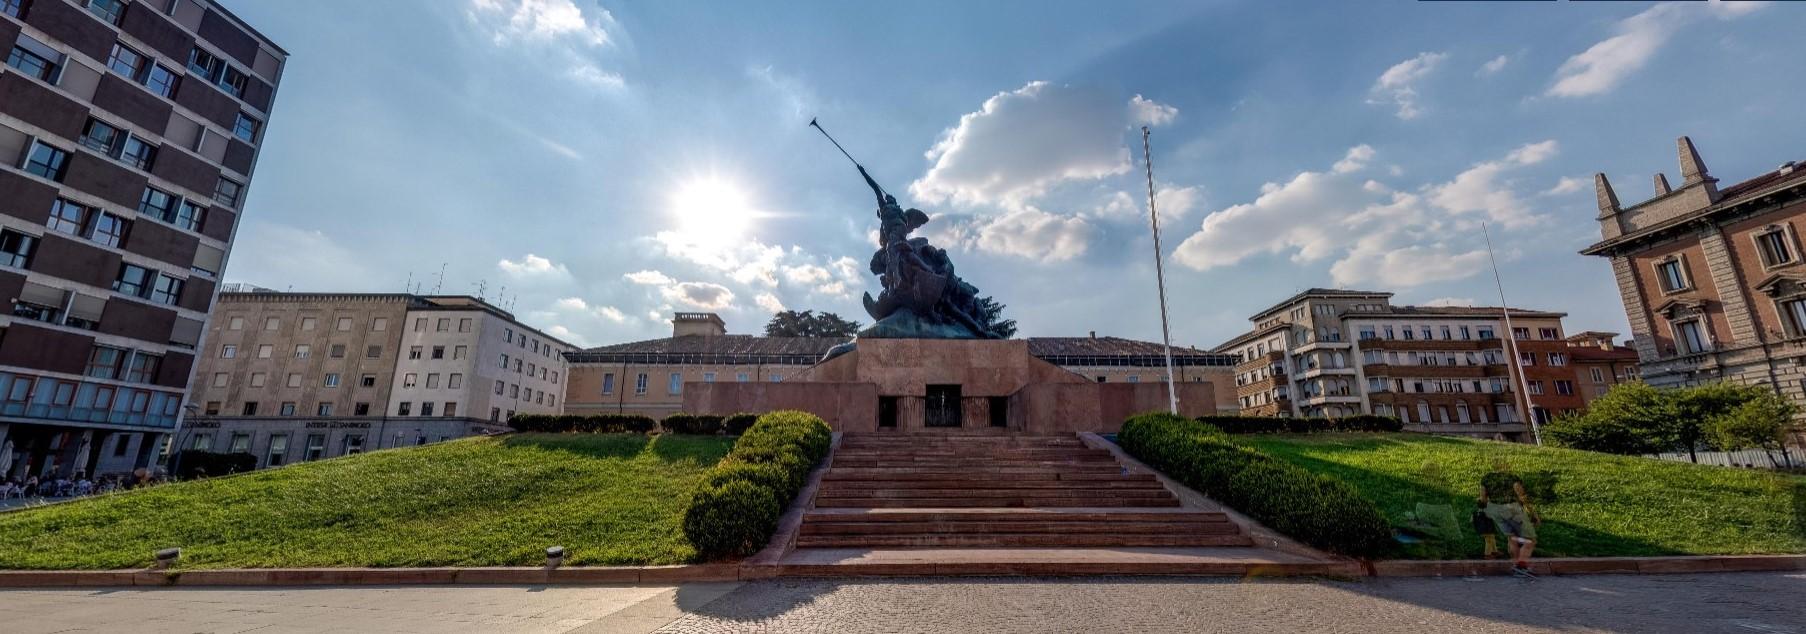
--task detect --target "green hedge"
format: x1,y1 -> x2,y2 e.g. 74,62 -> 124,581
1118,413 -> 1395,557
723,413 -> 759,435
1200,414 -> 1404,435
506,413 -> 656,434
683,410 -> 833,559
662,414 -> 726,435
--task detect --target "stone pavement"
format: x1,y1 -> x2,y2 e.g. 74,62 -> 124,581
3,572 -> 1802,633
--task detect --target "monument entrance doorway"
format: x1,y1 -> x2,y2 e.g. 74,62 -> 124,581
925,385 -> 962,428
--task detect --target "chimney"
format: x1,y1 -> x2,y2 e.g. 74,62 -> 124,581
1594,173 -> 1620,218
671,312 -> 727,338
1653,173 -> 1672,196
1089,331 -> 1096,339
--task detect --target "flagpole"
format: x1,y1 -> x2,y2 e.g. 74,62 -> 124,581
1484,223 -> 1542,445
1142,127 -> 1178,415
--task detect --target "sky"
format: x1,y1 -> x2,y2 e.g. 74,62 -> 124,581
218,0 -> 1804,350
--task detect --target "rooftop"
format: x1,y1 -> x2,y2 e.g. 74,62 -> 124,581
1584,158 -> 1806,256
1354,305 -> 1567,319
1249,288 -> 1394,321
216,291 -> 576,348
566,335 -> 1236,367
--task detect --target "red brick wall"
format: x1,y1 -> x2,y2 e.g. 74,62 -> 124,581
1629,238 -> 1732,353
1719,201 -> 1806,340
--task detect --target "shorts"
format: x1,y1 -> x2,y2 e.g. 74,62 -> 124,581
1484,502 -> 1536,541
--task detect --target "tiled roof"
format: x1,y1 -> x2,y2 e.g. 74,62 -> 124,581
1363,305 -> 1567,319
1250,288 -> 1394,320
1715,164 -> 1803,203
566,335 -> 1236,367
1568,345 -> 1639,362
1026,337 -> 1217,358
571,335 -> 848,361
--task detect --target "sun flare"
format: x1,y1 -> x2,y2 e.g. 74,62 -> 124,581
670,178 -> 755,247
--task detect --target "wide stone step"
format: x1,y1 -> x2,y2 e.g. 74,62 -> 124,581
793,534 -> 1255,548
834,448 -> 1107,456
823,465 -> 1128,476
817,488 -> 1175,500
801,521 -> 1240,536
819,479 -> 1163,491
822,471 -> 1149,482
803,509 -> 1229,523
814,497 -> 1182,508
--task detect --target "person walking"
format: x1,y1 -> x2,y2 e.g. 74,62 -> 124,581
1480,466 -> 1540,577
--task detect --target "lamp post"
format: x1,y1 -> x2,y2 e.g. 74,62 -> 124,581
1142,126 -> 1179,414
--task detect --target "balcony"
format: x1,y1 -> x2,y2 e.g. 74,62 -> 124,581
1234,350 -> 1286,372
1361,364 -> 1488,379
1295,365 -> 1357,381
1297,392 -> 1361,406
1235,375 -> 1282,398
1295,338 -> 1352,352
1357,337 -> 1502,352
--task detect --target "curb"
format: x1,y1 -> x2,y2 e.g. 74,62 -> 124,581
2,555 -> 1801,588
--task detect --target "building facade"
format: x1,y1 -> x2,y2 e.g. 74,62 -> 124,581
1583,136 -> 1806,447
563,313 -> 1239,419
0,0 -> 283,478
175,292 -> 571,469
1214,289 -> 1610,442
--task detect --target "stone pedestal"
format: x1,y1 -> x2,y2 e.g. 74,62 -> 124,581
682,339 -> 1216,433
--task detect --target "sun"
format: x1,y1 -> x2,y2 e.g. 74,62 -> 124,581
670,177 -> 755,247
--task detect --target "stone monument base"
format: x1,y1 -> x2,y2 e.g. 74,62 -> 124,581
681,338 -> 1216,433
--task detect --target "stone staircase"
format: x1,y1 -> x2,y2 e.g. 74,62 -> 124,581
795,433 -> 1254,549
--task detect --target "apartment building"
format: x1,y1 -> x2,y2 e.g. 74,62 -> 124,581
1583,137 -> 1806,446
0,0 -> 283,478
563,313 -> 1238,419
175,292 -> 571,469
1564,331 -> 1641,401
1215,289 -> 1585,442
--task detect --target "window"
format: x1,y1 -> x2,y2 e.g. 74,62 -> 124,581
126,353 -> 158,383
634,373 -> 648,395
113,264 -> 152,297
242,402 -> 259,416
89,212 -> 128,248
494,380 -> 504,395
24,141 -> 71,181
1527,381 -> 1544,395
421,402 -> 435,417
1518,351 -> 1534,366
230,316 -> 245,330
85,346 -> 125,379
500,353 -> 509,368
1548,352 -> 1567,366
448,374 -> 462,389
1555,380 -> 1575,396
453,345 -> 467,360
137,187 -> 176,224
187,47 -> 221,81
360,374 -> 376,387
217,65 -> 247,98
299,317 -> 317,331
703,372 -> 717,383
85,0 -> 125,25
0,229 -> 34,268
1656,258 -> 1689,293
373,317 -> 388,331
504,328 -> 514,343
425,373 -> 439,389
1460,326 -> 1471,340
601,373 -> 614,394
148,275 -> 182,305
1590,367 -> 1606,383
145,64 -> 177,98
458,318 -> 472,332
256,344 -> 272,358
305,434 -> 326,461
324,373 -> 341,387
366,345 -> 382,359
119,135 -> 157,170
1440,326 -> 1452,340
279,402 -> 296,416
265,434 -> 289,467
44,199 -> 90,236
265,317 -> 281,331
1539,328 -> 1559,340
668,373 -> 683,395
353,402 -> 370,416
1478,327 -> 1495,339
329,344 -> 346,358
431,345 -> 445,359
491,407 -> 500,422
220,344 -> 237,359
214,177 -> 243,208
409,346 -> 423,360
1512,327 -> 1529,340
397,402 -> 411,416
211,373 -> 228,387
82,117 -> 123,154
414,317 -> 427,332
233,112 -> 260,144
0,0 -> 20,18
106,43 -> 145,79
1675,320 -> 1708,354
1784,298 -> 1806,336
444,402 -> 457,417
1756,226 -> 1795,268
343,434 -> 365,456
436,318 -> 449,332
403,373 -> 418,388
285,373 -> 300,388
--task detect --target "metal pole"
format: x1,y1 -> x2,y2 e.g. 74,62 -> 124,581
1484,223 -> 1542,445
1141,127 -> 1179,415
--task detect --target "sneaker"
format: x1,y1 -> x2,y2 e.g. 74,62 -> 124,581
1512,565 -> 1537,579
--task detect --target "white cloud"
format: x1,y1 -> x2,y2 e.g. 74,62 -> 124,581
553,297 -> 589,311
624,270 -> 674,285
782,264 -> 831,286
1478,55 -> 1511,76
1423,297 -> 1478,307
1368,52 -> 1447,120
1543,177 -> 1586,196
1332,145 -> 1376,174
973,208 -> 1098,262
568,64 -> 625,91
755,292 -> 785,313
498,254 -> 571,279
1097,185 -> 1202,226
1129,94 -> 1178,127
225,222 -> 377,292
468,0 -> 613,47
1173,142 -> 1549,288
1547,1 -> 1763,98
662,282 -> 736,310
544,325 -> 589,347
596,305 -> 627,322
909,82 -> 1160,209
1426,140 -> 1558,228
650,231 -> 786,287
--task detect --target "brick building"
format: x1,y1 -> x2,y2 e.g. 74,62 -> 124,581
562,313 -> 1239,419
0,0 -> 283,478
1583,137 -> 1806,447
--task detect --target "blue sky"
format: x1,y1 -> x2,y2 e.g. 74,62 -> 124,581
219,0 -> 1803,349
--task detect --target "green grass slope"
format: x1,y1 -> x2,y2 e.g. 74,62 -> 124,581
0,434 -> 734,570
1244,433 -> 1806,559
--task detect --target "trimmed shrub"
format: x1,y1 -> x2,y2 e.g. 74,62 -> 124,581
683,410 -> 833,559
507,413 -> 655,434
1119,413 -> 1394,557
662,414 -> 726,435
1200,414 -> 1402,435
723,413 -> 759,435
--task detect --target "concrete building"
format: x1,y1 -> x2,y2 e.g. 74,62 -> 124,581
562,313 -> 1238,419
1214,289 -> 1587,441
1564,331 -> 1641,401
0,0 -> 284,478
1583,137 -> 1806,446
175,291 -> 572,469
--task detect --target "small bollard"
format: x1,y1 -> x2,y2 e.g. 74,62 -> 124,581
153,548 -> 181,570
544,546 -> 566,569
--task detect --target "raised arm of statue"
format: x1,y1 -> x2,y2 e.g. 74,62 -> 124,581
858,165 -> 887,207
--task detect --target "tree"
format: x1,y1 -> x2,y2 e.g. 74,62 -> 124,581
1545,382 -> 1673,455
1546,381 -> 1796,463
1707,391 -> 1797,468
1672,382 -> 1771,462
975,296 -> 1017,339
763,310 -> 860,338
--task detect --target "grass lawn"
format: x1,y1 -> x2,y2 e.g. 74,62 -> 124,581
0,433 -> 734,570
1244,433 -> 1806,559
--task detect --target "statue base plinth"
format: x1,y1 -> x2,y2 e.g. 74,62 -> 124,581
859,307 -> 984,339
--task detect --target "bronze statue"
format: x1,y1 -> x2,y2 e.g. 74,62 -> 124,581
810,119 -> 1015,358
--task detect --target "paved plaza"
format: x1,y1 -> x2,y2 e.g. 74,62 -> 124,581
2,572 -> 1801,633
